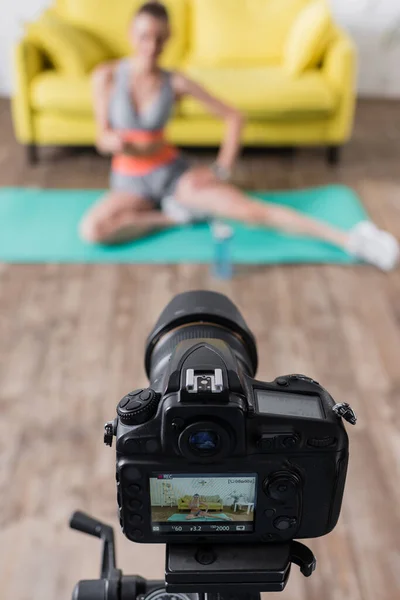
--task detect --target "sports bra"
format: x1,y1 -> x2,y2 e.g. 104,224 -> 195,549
108,59 -> 179,176
109,58 -> 175,132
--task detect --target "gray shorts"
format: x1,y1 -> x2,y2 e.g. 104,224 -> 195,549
110,156 -> 190,207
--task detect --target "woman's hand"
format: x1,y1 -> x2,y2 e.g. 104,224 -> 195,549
122,140 -> 164,157
188,166 -> 220,187
96,129 -> 124,155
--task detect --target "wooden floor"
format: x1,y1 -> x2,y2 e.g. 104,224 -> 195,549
0,98 -> 399,600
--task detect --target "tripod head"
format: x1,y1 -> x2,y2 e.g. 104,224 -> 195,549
70,511 -> 316,600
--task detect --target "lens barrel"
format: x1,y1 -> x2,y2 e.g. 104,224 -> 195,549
145,291 -> 258,385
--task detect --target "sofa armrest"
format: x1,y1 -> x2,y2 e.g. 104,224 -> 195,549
25,11 -> 111,76
322,29 -> 357,143
12,39 -> 46,143
322,29 -> 357,94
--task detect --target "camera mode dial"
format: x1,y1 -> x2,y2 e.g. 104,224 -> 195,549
117,389 -> 160,425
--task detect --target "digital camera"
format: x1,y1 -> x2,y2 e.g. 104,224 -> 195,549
104,291 -> 356,547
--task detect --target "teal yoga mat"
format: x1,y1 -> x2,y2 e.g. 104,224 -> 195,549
0,185 -> 368,264
167,513 -> 232,522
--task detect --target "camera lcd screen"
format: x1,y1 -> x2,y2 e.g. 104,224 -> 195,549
256,390 -> 324,419
150,474 -> 257,534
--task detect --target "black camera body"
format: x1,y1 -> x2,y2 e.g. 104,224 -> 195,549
107,292 -> 353,547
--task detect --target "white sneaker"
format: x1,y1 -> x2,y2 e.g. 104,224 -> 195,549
347,221 -> 400,271
161,195 -> 193,224
161,195 -> 208,224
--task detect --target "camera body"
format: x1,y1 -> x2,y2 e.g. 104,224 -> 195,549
108,292 -> 351,547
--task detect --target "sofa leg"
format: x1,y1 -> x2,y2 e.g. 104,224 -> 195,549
26,144 -> 39,166
327,145 -> 341,166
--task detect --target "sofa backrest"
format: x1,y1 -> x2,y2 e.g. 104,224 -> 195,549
55,0 -> 316,68
55,0 -> 189,67
189,0 -> 313,67
203,495 -> 221,503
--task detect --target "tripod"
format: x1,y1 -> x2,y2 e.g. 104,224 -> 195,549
70,512 -> 316,600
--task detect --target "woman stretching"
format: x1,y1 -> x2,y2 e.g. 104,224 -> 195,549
185,494 -> 232,521
80,1 -> 399,271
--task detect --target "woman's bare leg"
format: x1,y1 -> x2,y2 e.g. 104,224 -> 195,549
79,191 -> 174,245
203,513 -> 233,520
176,167 -> 348,248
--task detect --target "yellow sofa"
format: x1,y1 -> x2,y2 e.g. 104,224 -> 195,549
178,495 -> 223,512
12,0 -> 356,165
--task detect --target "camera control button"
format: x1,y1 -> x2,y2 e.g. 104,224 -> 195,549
132,529 -> 144,539
128,499 -> 143,510
258,434 -> 276,451
118,389 -> 142,411
124,439 -> 141,454
273,516 -> 297,531
145,439 -> 159,453
264,509 -> 276,518
282,435 -> 299,449
128,514 -> 143,524
276,377 -> 289,387
124,467 -> 142,481
139,390 -> 152,401
127,484 -> 141,495
119,390 -> 143,408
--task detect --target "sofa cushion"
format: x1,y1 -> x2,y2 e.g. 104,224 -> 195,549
284,0 -> 333,76
30,71 -> 182,117
26,13 -> 110,76
30,67 -> 337,122
181,66 -> 337,119
56,0 -> 189,67
189,0 -> 310,67
31,73 -> 93,113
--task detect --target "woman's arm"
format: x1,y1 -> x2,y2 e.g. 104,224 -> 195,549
172,72 -> 245,175
92,61 -> 122,155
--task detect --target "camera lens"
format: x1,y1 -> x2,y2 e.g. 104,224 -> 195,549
145,291 -> 258,385
189,430 -> 220,455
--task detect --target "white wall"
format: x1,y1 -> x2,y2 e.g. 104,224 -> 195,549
0,0 -> 52,96
1,0 -> 400,97
331,0 -> 400,98
150,476 -> 256,507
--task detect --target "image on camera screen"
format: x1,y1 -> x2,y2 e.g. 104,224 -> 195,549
150,473 -> 257,534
